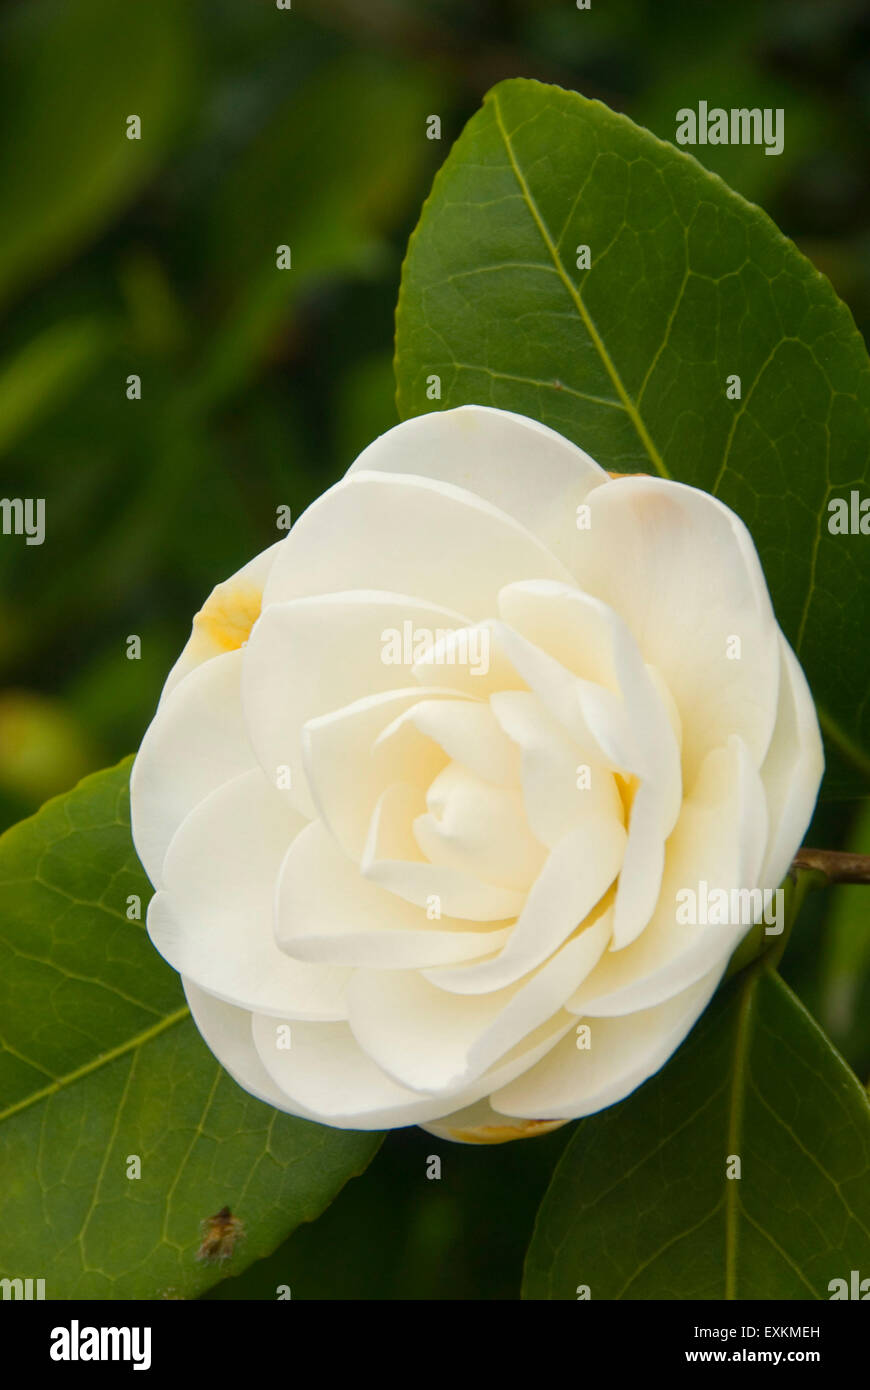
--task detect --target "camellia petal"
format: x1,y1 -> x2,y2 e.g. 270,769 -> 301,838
346,911 -> 612,1094
411,620 -> 527,698
302,687 -> 455,860
128,406 -> 823,1144
250,1012 -> 574,1130
150,769 -> 350,1019
398,698 -> 520,788
498,580 -> 682,802
262,469 -> 576,618
570,476 -> 782,784
419,1098 -> 569,1145
362,781 -> 527,921
275,820 -> 512,968
758,635 -> 825,889
423,816 -> 624,993
490,967 -> 723,1120
413,762 -> 547,892
130,650 -> 255,888
347,404 -> 608,566
242,591 -> 471,818
160,539 -> 285,702
489,690 -> 623,849
182,977 -> 317,1117
566,736 -> 767,1017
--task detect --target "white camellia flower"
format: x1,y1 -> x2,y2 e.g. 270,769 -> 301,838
131,406 -> 823,1144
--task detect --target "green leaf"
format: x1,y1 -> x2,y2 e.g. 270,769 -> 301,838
523,967 -> 870,1299
0,759 -> 382,1299
206,1123 -> 572,1301
394,78 -> 870,796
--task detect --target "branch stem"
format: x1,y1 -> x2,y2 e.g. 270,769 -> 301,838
791,849 -> 870,886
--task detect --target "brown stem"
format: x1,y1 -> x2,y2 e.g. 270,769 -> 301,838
791,848 -> 870,885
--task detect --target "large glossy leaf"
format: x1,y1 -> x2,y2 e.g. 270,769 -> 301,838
0,760 -> 382,1299
523,967 -> 870,1299
206,1122 -> 572,1301
394,78 -> 870,796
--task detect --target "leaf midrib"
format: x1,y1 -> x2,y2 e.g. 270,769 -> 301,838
489,90 -> 869,788
0,1004 -> 190,1124
490,90 -> 672,483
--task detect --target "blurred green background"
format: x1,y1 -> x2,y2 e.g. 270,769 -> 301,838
1,0 -> 868,1298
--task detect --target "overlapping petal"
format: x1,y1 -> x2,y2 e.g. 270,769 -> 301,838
130,651 -> 255,887
129,406 -> 824,1143
149,768 -> 350,1018
242,591 -> 472,818
161,539 -> 285,701
347,404 -> 607,566
263,469 -> 575,616
569,476 -> 782,784
490,968 -> 723,1120
275,821 -> 512,968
